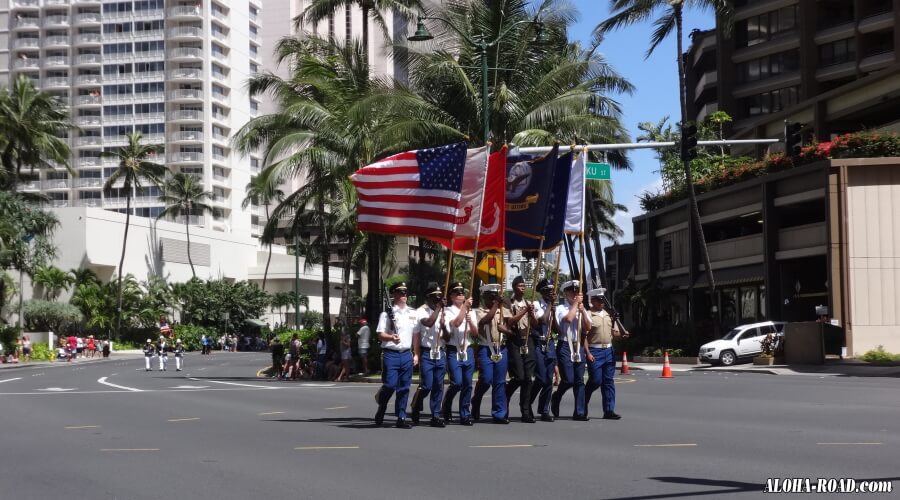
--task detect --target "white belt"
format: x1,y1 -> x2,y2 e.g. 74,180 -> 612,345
590,343 -> 612,349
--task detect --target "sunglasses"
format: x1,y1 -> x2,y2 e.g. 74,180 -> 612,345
393,290 -> 408,295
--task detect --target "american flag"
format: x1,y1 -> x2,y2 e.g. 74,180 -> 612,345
351,142 -> 467,240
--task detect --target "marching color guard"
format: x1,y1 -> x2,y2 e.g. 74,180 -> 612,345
440,282 -> 477,426
530,278 -> 559,422
471,284 -> 512,424
410,284 -> 448,427
143,338 -> 156,371
174,338 -> 185,372
551,280 -> 591,421
584,289 -> 625,420
374,282 -> 416,428
505,276 -> 537,423
156,336 -> 169,371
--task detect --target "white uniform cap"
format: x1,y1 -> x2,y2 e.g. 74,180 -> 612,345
480,283 -> 501,293
587,288 -> 607,299
560,280 -> 580,292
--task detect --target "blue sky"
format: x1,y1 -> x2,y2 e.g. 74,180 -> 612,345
566,1 -> 716,244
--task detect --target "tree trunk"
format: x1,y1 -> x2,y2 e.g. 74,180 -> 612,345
185,213 -> 195,278
362,4 -> 369,66
262,205 -> 272,291
675,5 -> 716,314
319,200 -> 332,337
366,234 -> 381,329
339,231 -> 356,339
115,192 -> 132,340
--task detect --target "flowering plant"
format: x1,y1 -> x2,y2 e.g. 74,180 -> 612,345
760,333 -> 783,357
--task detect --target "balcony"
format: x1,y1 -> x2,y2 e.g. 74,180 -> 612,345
169,89 -> 203,101
76,198 -> 103,208
212,132 -> 228,143
211,49 -> 228,61
174,215 -> 205,226
75,54 -> 102,65
43,179 -> 71,190
48,199 -> 70,208
134,50 -> 165,61
168,47 -> 204,60
211,90 -> 228,102
75,13 -> 101,25
75,95 -> 101,106
213,29 -> 228,41
44,36 -> 70,48
75,74 -> 102,86
43,77 -> 70,89
13,58 -> 40,70
859,50 -> 895,72
211,8 -> 228,21
19,180 -> 41,191
859,11 -> 895,34
47,0 -> 72,4
13,38 -> 40,50
168,152 -> 204,163
13,0 -> 39,6
43,15 -> 70,27
103,134 -> 130,145
75,116 -> 101,127
167,27 -> 203,39
74,33 -> 102,46
168,110 -> 204,121
13,18 -> 40,29
45,56 -> 70,67
74,177 -> 102,188
706,234 -> 763,268
75,157 -> 101,167
169,131 -> 204,142
74,136 -> 102,147
212,152 -> 227,162
168,68 -> 203,81
694,70 -> 717,101
777,222 -> 827,259
169,5 -> 203,18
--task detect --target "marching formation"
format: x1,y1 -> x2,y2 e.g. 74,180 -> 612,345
143,337 -> 185,372
373,278 -> 628,428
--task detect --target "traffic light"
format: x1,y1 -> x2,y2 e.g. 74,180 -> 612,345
680,123 -> 698,162
784,121 -> 803,156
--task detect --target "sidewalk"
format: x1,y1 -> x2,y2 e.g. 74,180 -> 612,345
0,350 -> 142,370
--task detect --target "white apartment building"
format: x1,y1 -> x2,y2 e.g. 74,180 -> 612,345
0,0 -> 263,237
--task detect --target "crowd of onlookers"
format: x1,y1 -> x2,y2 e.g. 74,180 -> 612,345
55,334 -> 111,361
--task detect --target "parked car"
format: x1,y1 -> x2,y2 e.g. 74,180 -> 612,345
698,321 -> 785,366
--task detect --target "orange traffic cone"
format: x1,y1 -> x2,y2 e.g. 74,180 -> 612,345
660,351 -> 674,378
620,352 -> 631,375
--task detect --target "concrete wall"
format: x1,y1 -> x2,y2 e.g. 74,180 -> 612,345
845,162 -> 900,355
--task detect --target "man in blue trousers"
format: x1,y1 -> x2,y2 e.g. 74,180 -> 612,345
530,278 -> 559,422
585,288 -> 625,420
410,283 -> 448,427
374,282 -> 416,428
551,280 -> 591,421
471,284 -> 512,424
441,282 -> 477,426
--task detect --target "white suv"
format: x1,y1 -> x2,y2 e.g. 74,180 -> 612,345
698,321 -> 785,366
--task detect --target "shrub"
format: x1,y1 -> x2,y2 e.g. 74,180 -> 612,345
860,346 -> 900,363
0,325 -> 20,354
22,300 -> 83,333
30,343 -> 54,362
171,324 -> 217,351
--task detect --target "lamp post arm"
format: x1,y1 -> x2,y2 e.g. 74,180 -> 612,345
417,15 -> 480,48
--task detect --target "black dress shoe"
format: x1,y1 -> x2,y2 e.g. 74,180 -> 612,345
550,395 -> 560,418
540,414 -> 555,422
521,415 -> 536,423
411,410 -> 420,425
572,415 -> 590,421
602,411 -> 622,420
374,406 -> 386,426
492,417 -> 510,424
395,418 -> 412,429
460,418 -> 474,426
429,417 -> 446,428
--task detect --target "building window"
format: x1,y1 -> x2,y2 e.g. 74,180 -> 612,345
736,5 -> 798,48
736,50 -> 800,83
662,241 -> 672,270
738,86 -> 799,118
819,38 -> 856,66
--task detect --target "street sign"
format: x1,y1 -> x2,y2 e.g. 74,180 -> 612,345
475,254 -> 504,284
585,162 -> 611,180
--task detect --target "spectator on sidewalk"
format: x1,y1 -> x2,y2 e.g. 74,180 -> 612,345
315,332 -> 328,380
270,337 -> 284,378
336,332 -> 352,382
87,335 -> 97,358
102,337 -> 111,358
23,336 -> 32,362
355,319 -> 370,375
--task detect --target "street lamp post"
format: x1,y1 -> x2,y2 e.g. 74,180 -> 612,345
408,14 -> 547,145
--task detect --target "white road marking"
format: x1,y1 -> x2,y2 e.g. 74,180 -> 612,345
0,378 -> 22,384
168,417 -> 200,422
301,383 -> 336,387
258,411 -> 284,416
188,377 -> 275,389
295,446 -> 359,450
65,425 -> 100,429
101,448 -> 159,452
817,442 -> 882,446
38,387 -> 76,392
324,406 -> 348,410
469,444 -> 535,448
97,377 -> 143,392
634,443 -> 698,447
169,385 -> 209,389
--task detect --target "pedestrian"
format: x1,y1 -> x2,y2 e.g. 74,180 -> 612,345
143,338 -> 155,371
173,338 -> 185,371
14,337 -> 23,363
440,282 -> 477,425
102,337 -> 110,358
270,337 -> 284,378
200,334 -> 209,355
157,336 -> 169,371
530,279 -> 559,421
584,290 -> 625,420
551,280 -> 590,421
314,332 -> 327,380
87,335 -> 96,358
23,336 -> 33,362
67,334 -> 77,362
505,276 -> 537,423
76,336 -> 84,358
336,331 -> 352,382
471,283 -> 512,424
355,318 -> 370,375
409,283 -> 447,427
373,281 -> 415,428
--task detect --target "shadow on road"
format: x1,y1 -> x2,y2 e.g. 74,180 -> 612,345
264,417 -> 380,429
602,476 -> 900,500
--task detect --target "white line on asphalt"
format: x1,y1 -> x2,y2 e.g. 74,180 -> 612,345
101,448 -> 159,452
168,417 -> 200,422
469,444 -> 535,448
324,406 -> 348,410
258,411 -> 284,416
816,442 -> 882,445
65,425 -> 100,429
187,377 -> 276,389
295,446 -> 359,450
0,378 -> 22,384
300,383 -> 337,387
634,443 -> 698,447
97,377 -> 143,392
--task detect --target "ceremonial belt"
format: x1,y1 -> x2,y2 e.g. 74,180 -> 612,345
420,345 -> 444,351
589,343 -> 612,349
384,348 -> 410,353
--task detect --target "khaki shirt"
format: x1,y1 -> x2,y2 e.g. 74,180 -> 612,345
476,306 -> 511,345
587,310 -> 616,345
509,299 -> 531,333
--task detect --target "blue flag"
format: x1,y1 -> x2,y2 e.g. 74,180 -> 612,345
505,145 -> 563,251
543,152 -> 573,250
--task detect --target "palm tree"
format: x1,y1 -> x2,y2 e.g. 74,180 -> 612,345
0,75 -> 73,193
241,169 -> 284,291
596,0 -> 733,302
157,173 -> 213,278
69,268 -> 100,289
101,132 -> 165,339
32,265 -> 74,300
637,116 -> 680,191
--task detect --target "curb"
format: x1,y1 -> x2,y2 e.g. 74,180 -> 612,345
691,367 -> 779,375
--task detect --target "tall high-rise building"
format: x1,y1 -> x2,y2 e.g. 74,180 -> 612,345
1,0 -> 264,236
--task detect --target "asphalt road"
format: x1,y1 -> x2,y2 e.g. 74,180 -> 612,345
1,353 -> 897,500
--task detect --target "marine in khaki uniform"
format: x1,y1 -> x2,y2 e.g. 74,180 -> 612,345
584,288 -> 625,420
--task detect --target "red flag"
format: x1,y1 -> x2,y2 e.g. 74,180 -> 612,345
437,147 -> 506,252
